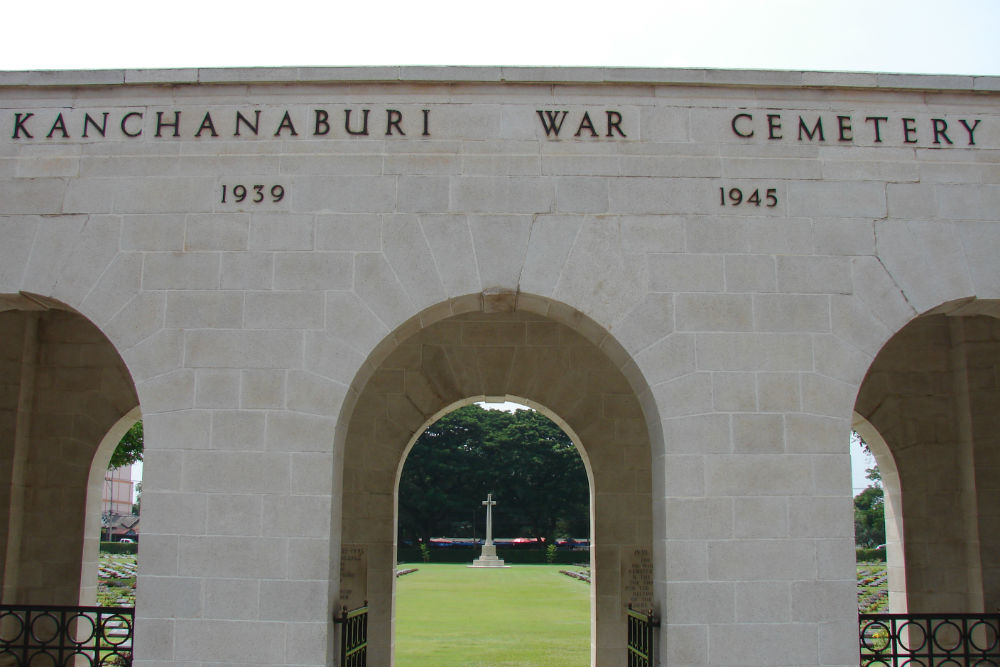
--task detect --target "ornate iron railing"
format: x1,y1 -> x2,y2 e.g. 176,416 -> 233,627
334,602 -> 368,667
860,613 -> 1000,666
626,604 -> 659,667
0,604 -> 133,666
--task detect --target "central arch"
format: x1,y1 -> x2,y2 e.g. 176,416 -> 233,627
395,398 -> 594,664
332,293 -> 660,666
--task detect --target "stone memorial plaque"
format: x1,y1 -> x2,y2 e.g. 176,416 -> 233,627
622,547 -> 654,610
338,545 -> 367,609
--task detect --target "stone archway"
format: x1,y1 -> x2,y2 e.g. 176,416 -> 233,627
333,293 -> 659,667
854,305 -> 1000,613
0,294 -> 139,605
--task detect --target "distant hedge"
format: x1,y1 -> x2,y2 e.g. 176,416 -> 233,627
856,547 -> 886,562
398,546 -> 588,565
100,541 -> 137,555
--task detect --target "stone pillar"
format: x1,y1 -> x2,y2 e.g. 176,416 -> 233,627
948,317 -> 985,612
960,318 -> 1000,611
0,311 -> 32,601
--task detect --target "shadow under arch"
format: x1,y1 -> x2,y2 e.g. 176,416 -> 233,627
0,293 -> 139,606
852,412 -> 907,613
854,298 -> 1000,613
331,292 -> 663,667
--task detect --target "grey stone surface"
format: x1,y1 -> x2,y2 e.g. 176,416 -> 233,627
0,65 -> 996,667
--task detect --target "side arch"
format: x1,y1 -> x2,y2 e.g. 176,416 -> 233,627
0,296 -> 140,605
854,301 -> 1000,612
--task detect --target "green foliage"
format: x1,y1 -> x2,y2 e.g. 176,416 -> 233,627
856,547 -> 887,563
866,464 -> 882,484
100,541 -> 137,555
853,431 -> 882,484
398,546 -> 587,565
108,421 -> 143,470
852,429 -> 886,550
854,485 -> 885,549
418,543 -> 430,563
104,653 -> 132,667
397,405 -> 589,545
545,543 -> 557,564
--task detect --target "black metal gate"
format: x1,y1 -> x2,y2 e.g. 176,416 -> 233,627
626,604 -> 659,667
860,612 -> 1000,666
0,604 -> 133,666
335,602 -> 368,667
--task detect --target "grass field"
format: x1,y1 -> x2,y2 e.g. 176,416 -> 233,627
394,564 -> 590,667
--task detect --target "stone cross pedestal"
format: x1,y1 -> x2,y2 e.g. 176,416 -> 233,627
470,493 -> 509,568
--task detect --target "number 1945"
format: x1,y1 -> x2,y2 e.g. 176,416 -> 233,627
719,187 -> 777,207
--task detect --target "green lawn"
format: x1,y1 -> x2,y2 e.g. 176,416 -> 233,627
394,564 -> 590,667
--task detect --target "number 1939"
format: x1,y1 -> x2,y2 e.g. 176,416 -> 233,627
221,184 -> 285,204
719,187 -> 777,207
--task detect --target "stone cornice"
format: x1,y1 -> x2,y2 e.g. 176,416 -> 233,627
0,66 -> 997,93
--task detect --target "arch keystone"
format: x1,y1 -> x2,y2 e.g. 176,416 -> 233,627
481,287 -> 518,313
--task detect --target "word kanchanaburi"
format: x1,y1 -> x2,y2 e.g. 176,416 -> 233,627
10,108 -> 431,140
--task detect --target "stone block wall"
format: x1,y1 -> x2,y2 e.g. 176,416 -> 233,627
0,67 -> 997,666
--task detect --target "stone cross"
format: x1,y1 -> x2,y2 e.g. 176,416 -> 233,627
482,493 -> 496,546
470,493 -> 506,567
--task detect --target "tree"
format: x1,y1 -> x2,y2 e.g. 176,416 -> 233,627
397,406 -> 491,544
854,485 -> 885,549
852,429 -> 885,549
853,430 -> 881,485
487,409 -> 588,541
108,421 -> 143,470
865,463 -> 882,485
132,482 -> 142,516
397,405 -> 589,545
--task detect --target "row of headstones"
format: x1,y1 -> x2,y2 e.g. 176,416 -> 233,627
98,555 -> 137,580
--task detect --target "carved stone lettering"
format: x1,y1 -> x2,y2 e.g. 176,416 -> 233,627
536,109 -> 628,139
622,547 -> 654,610
8,108 -> 430,140
339,545 -> 368,609
731,111 -> 983,146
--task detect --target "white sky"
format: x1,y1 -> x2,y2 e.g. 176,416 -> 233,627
850,437 -> 876,494
477,401 -> 530,413
3,0 -> 998,74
